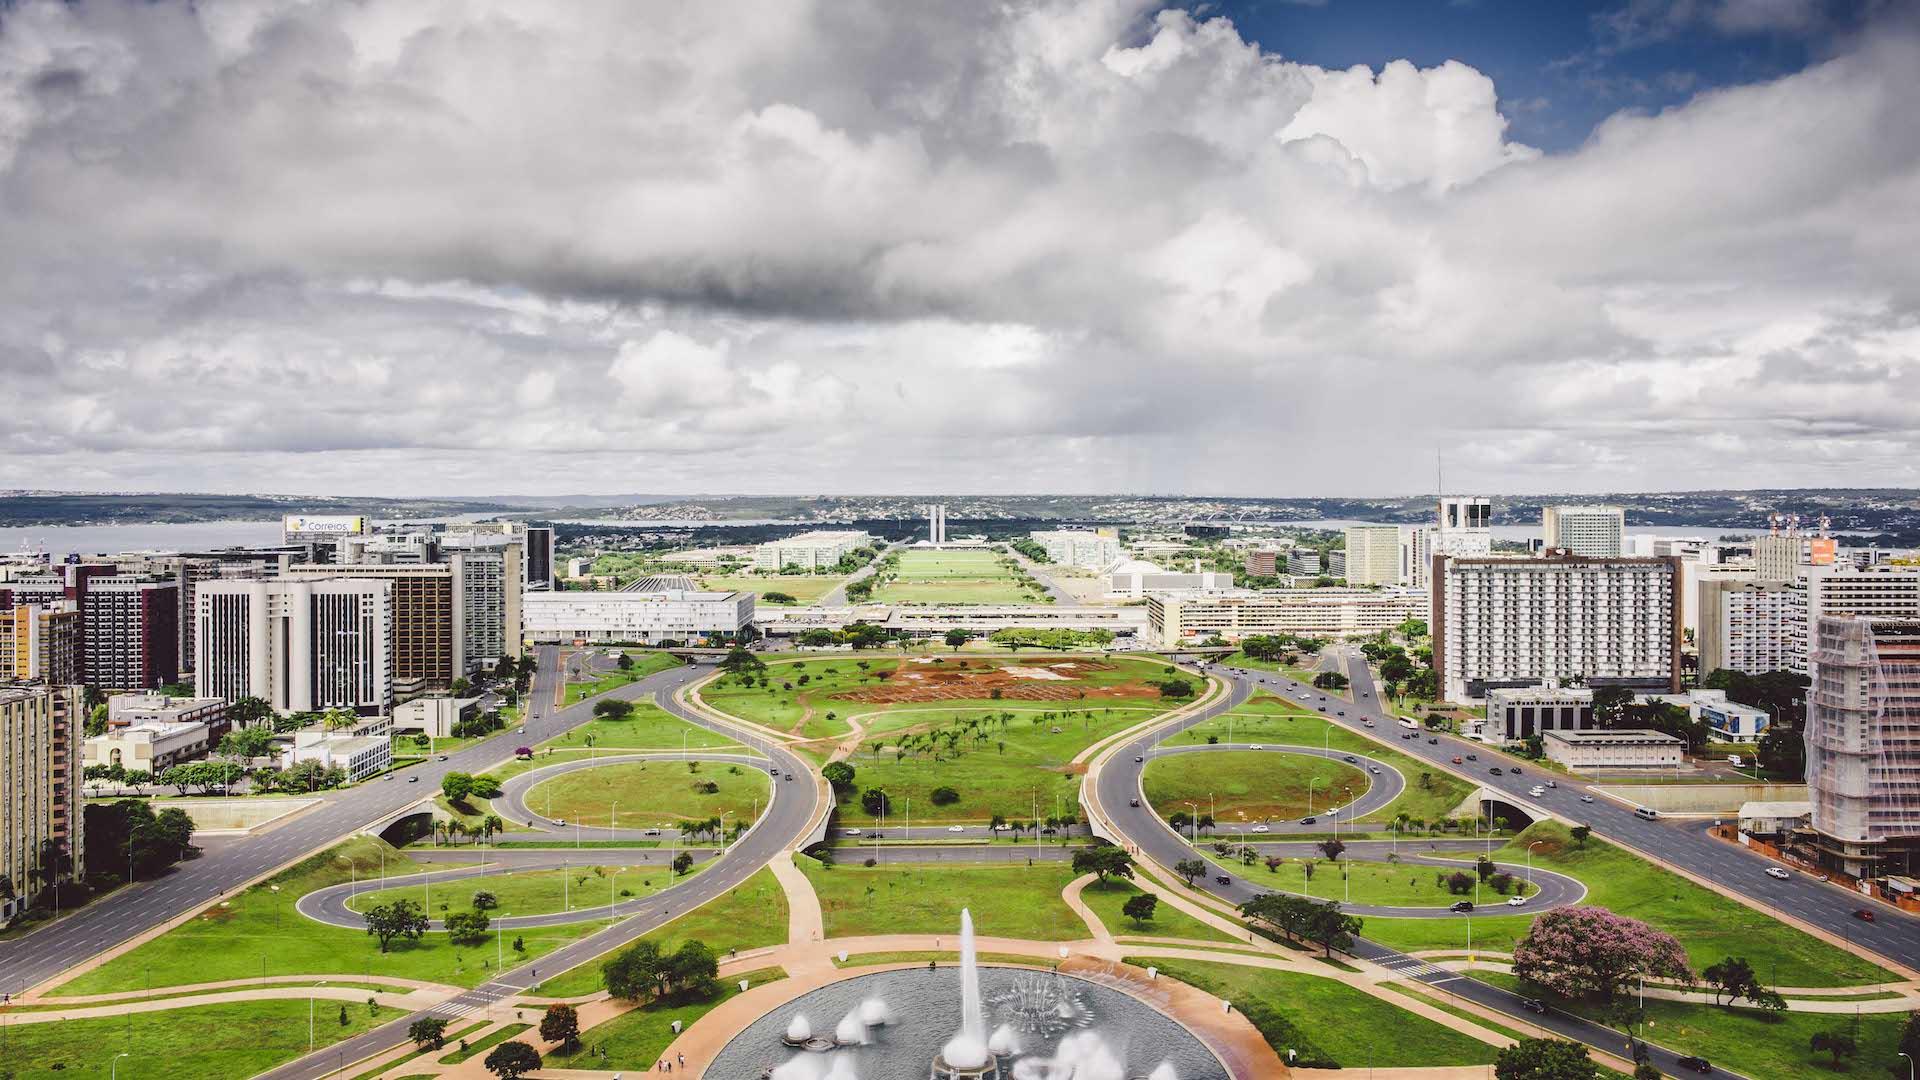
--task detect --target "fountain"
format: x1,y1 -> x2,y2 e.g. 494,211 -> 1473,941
932,909 -> 999,1079
834,1010 -> 870,1046
859,997 -> 894,1027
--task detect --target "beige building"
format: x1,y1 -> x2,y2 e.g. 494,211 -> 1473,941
0,601 -> 82,685
1805,616 -> 1920,878
0,685 -> 85,923
85,721 -> 212,774
1341,526 -> 1402,586
1543,729 -> 1683,771
1148,587 -> 1427,645
1541,505 -> 1626,558
1698,576 -> 1796,676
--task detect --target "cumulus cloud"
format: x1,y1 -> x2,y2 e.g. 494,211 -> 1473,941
0,0 -> 1916,496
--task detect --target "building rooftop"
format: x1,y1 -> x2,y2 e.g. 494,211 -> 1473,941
1543,729 -> 1683,745
1739,800 -> 1812,818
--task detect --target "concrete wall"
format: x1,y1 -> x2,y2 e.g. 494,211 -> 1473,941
105,796 -> 320,834
1597,783 -> 1808,815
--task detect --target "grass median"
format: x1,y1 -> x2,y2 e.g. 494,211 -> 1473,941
0,998 -> 404,1080
799,857 -> 1085,940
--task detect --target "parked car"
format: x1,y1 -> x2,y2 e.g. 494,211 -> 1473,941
1449,900 -> 1474,913
1675,1056 -> 1712,1073
1854,908 -> 1877,922
1765,867 -> 1790,880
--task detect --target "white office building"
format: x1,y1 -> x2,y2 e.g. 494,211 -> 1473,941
1031,530 -> 1122,571
1148,587 -> 1427,646
522,588 -> 754,645
1805,616 -> 1920,877
1433,555 -> 1681,702
1544,729 -> 1684,771
280,731 -> 392,783
195,579 -> 395,716
1484,686 -> 1596,744
1341,526 -> 1401,587
1106,561 -> 1234,600
1542,505 -> 1626,558
85,721 -> 211,773
753,531 -> 873,571
106,693 -> 227,731
1698,576 -> 1797,676
441,534 -> 524,672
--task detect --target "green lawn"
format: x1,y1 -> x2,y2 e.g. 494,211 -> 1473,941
799,858 -> 1085,940
699,573 -> 841,605
546,967 -> 787,1069
1470,971 -> 1908,1078
344,860 -> 709,919
1358,821 -> 1896,988
1144,750 -> 1368,825
871,549 -> 1048,606
563,652 -> 685,704
1136,958 -> 1497,1068
528,867 -> 790,997
523,760 -> 770,829
51,838 -> 614,996
1217,854 -> 1536,907
1078,879 -> 1240,942
1177,695 -> 1477,826
438,1022 -> 529,1064
539,702 -> 744,753
0,999 -> 403,1080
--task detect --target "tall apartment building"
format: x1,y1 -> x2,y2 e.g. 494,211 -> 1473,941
1541,505 -> 1626,558
1030,530 -> 1122,571
1753,532 -> 1839,584
82,577 -> 179,691
166,552 -> 288,674
753,531 -> 874,571
1698,577 -> 1796,676
1399,526 -> 1433,590
442,534 -> 524,672
1403,497 -> 1493,592
195,579 -> 395,716
0,685 -> 85,922
1341,526 -> 1401,587
524,526 -> 555,591
1432,555 -> 1682,702
281,564 -> 455,694
1148,587 -> 1427,646
1244,549 -> 1279,577
1790,566 -> 1920,674
1804,616 -> 1920,878
0,602 -> 82,684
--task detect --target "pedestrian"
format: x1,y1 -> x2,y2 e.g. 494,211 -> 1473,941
678,1053 -> 685,1067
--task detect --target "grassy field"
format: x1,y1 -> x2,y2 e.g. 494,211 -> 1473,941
1217,854 -> 1536,907
0,1000 -> 404,1080
1359,821 -> 1895,987
1077,879 -> 1240,942
539,701 -> 744,753
52,838 -> 613,996
344,860 -> 709,919
528,867 -> 789,997
799,858 -> 1085,940
1470,971 -> 1907,1078
562,652 -> 685,704
1137,958 -> 1497,1068
523,760 -> 770,829
545,967 -> 787,1069
437,1022 -> 529,1064
872,549 -> 1046,605
1144,750 -> 1368,825
698,574 -> 841,605
1177,695 -> 1476,826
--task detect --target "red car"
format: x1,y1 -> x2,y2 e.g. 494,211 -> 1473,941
1451,756 -> 1464,764
1853,908 -> 1877,922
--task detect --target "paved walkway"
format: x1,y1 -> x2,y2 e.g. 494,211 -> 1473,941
3,983 -> 451,1024
1429,959 -> 1920,1013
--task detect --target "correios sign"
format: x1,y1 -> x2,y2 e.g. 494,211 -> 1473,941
283,514 -> 368,536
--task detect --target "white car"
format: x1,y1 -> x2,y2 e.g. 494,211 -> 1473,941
843,828 -> 863,837
1507,895 -> 1528,906
1579,795 -> 1595,803
1250,825 -> 1270,833
1250,744 -> 1264,750
1529,787 -> 1546,797
947,825 -> 966,833
1765,866 -> 1791,880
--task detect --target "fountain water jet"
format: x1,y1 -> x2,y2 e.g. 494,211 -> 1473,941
835,1010 -> 870,1046
859,997 -> 894,1027
932,908 -> 999,1078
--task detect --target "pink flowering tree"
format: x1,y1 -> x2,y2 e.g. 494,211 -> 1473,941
1512,906 -> 1691,1001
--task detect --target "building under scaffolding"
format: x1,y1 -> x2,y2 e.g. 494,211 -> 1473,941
1804,615 -> 1920,879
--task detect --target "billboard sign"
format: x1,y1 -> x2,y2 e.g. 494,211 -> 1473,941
283,514 -> 368,540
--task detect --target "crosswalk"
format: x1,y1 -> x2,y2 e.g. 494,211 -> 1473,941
434,982 -> 519,1021
1375,953 -> 1451,980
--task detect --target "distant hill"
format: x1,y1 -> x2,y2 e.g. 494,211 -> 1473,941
0,492 -> 515,527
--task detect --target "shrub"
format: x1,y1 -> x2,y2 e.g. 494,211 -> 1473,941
929,786 -> 960,806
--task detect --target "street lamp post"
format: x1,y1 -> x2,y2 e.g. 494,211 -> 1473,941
1183,801 -> 1198,843
1308,778 -> 1320,816
112,1052 -> 131,1080
1526,841 -> 1544,889
497,913 -> 509,968
1898,1050 -> 1913,1080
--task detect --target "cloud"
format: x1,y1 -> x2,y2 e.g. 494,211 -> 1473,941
0,0 -> 1916,497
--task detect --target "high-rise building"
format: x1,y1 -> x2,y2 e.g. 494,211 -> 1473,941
1698,576 -> 1796,676
1804,616 -> 1920,878
753,531 -> 874,572
1341,526 -> 1401,587
1399,526 -> 1433,590
1789,565 -> 1920,674
1030,530 -> 1121,570
926,505 -> 948,544
82,577 -> 179,691
1243,550 -> 1279,578
523,527 -> 555,591
0,684 -> 85,922
1433,554 -> 1682,702
195,578 -> 394,716
1437,496 -> 1491,536
441,537 -> 523,672
1541,505 -> 1625,558
0,602 -> 82,685
284,562 -> 455,694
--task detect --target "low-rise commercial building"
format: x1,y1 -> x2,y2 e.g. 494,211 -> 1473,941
0,685 -> 84,923
1739,800 -> 1812,839
391,696 -> 481,740
280,731 -> 392,783
1484,686 -> 1595,744
1107,561 -> 1234,600
1542,729 -> 1684,771
753,531 -> 873,571
106,694 -> 229,736
522,588 -> 754,645
1148,587 -> 1427,646
85,721 -> 211,773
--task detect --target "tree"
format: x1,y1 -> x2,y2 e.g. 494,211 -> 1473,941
1318,838 -> 1346,862
218,725 -> 275,762
408,1016 -> 449,1050
1569,825 -> 1591,849
1591,685 -> 1635,728
1307,903 -> 1362,956
1809,1029 -> 1857,1067
1091,889 -> 1150,929
860,788 -> 891,816
472,890 -> 499,911
364,899 -> 430,953
822,761 -> 856,792
484,1040 -> 541,1079
1513,907 -> 1691,1001
445,910 -> 491,946
469,775 -> 503,800
1071,846 -> 1134,885
930,786 -> 960,806
441,772 -> 475,804
945,628 -> 974,652
617,652 -> 636,671
1701,956 -> 1758,1006
593,698 -> 634,720
604,940 -> 666,1001
672,851 -> 694,875
1312,671 -> 1349,691
1494,1037 -> 1600,1080
539,1003 -> 581,1051
1174,858 -> 1207,886
668,940 -> 720,999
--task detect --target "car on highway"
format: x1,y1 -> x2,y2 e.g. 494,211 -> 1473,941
1510,766 -> 1523,774
554,818 -> 567,827
1336,710 -> 1346,717
517,727 -> 526,734
1214,875 -> 1232,885
1129,798 -> 1141,807
1368,766 -> 1380,774
1428,737 -> 1439,744
1507,895 -> 1528,906
1765,867 -> 1790,880
1300,816 -> 1317,825
1451,756 -> 1464,764
1250,744 -> 1263,750
843,829 -> 863,837
1580,794 -> 1595,803
948,825 -> 966,833
1251,824 -> 1270,833
1449,900 -> 1473,912
1465,753 -> 1477,761
1675,1056 -> 1712,1073
409,775 -> 419,782
768,766 -> 779,774
1343,755 -> 1358,763
1135,755 -> 1145,763
784,773 -> 794,781
1490,767 -> 1504,776
438,754 -> 449,761
644,828 -> 662,836
1362,719 -> 1374,727
1529,787 -> 1546,797
1520,998 -> 1548,1014
1854,908 -> 1877,922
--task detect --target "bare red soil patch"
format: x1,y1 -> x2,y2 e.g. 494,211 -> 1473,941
831,658 -> 1155,705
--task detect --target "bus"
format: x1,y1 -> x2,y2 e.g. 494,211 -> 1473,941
1399,718 -> 1419,731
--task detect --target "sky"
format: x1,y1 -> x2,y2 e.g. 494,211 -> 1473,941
0,0 -> 1916,500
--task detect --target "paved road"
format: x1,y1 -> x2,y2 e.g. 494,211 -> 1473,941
1003,546 -> 1074,604
497,751 -> 781,844
818,541 -> 895,607
1090,666 -> 1753,1079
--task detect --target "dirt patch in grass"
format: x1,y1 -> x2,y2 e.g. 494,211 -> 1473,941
833,658 -> 1150,705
